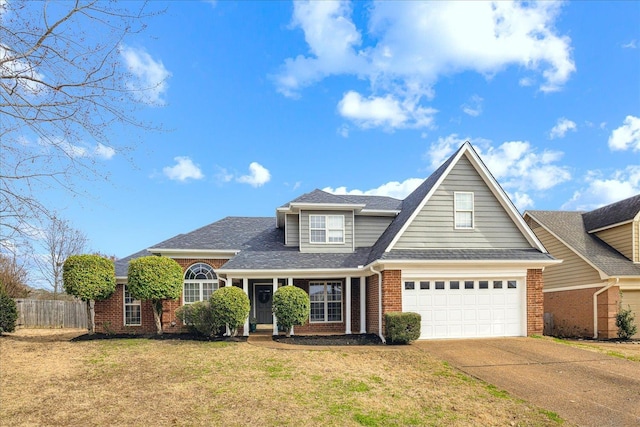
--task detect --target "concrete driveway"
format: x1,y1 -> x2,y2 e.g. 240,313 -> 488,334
415,338 -> 640,427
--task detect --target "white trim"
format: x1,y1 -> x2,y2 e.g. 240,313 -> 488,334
371,258 -> 560,271
242,278 -> 249,336
587,219 -> 634,234
309,280 -> 343,323
454,191 -> 474,230
360,277 -> 366,334
217,268 -> 363,278
147,248 -> 238,259
123,285 -> 142,326
272,278 -> 279,335
542,282 -> 606,293
359,209 -> 401,216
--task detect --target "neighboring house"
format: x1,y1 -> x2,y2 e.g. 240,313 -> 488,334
96,142 -> 558,340
525,195 -> 640,339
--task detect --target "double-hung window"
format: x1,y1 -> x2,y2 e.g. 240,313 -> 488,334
309,215 -> 344,244
183,263 -> 218,304
454,192 -> 474,229
124,285 -> 141,326
309,281 -> 342,322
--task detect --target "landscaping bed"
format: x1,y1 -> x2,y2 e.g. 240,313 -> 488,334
273,333 -> 382,346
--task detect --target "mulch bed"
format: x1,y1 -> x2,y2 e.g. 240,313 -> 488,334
71,333 -> 247,342
273,333 -> 382,346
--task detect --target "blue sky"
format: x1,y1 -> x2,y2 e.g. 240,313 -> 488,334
17,1 -> 640,270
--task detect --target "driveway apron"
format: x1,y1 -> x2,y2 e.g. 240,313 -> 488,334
415,338 -> 640,427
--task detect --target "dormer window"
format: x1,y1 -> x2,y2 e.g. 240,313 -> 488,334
310,215 -> 344,244
454,192 -> 474,229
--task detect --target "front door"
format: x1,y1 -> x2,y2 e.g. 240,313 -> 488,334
254,285 -> 273,324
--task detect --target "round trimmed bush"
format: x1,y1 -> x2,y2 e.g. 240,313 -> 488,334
127,256 -> 183,335
384,312 -> 421,344
272,285 -> 309,337
0,290 -> 18,334
63,254 -> 116,301
209,286 -> 250,337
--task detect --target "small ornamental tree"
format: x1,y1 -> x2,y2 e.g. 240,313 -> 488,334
616,305 -> 638,340
272,286 -> 310,337
63,254 -> 116,334
127,256 -> 183,335
0,289 -> 18,334
210,286 -> 250,337
175,301 -> 216,337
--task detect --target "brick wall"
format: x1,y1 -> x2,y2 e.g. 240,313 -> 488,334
381,269 -> 402,336
526,269 -> 544,336
597,285 -> 620,339
366,274 -> 379,334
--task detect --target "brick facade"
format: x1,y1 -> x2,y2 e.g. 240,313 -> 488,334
366,274 -> 379,334
526,269 -> 544,336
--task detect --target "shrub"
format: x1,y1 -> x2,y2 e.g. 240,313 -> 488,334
384,312 -> 421,344
127,256 -> 183,335
0,290 -> 18,334
210,286 -> 250,337
175,301 -> 217,337
63,254 -> 116,334
616,306 -> 638,340
272,286 -> 309,337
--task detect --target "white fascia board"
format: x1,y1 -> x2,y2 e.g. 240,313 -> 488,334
463,146 -> 548,253
216,268 -> 364,279
116,276 -> 127,282
587,219 -> 634,234
368,258 -> 561,271
384,144 -> 468,252
524,212 -> 608,279
147,248 -> 239,259
290,202 -> 366,211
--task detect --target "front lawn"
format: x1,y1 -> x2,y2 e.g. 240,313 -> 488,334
1,330 -> 563,426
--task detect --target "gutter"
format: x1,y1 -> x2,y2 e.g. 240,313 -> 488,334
369,265 -> 386,344
593,277 -> 619,339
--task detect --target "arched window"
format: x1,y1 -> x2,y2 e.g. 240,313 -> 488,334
183,263 -> 218,304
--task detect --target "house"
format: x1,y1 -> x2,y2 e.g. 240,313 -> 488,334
524,196 -> 640,339
96,142 -> 558,340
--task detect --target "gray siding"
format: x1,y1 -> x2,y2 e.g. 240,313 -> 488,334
394,155 -> 531,249
300,210 -> 353,253
527,217 -> 603,290
595,223 -> 633,260
285,214 -> 299,246
355,216 -> 393,247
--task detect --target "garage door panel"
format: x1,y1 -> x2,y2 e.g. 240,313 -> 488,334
402,277 -> 525,339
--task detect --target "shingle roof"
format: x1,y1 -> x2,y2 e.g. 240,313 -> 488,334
281,189 -> 401,211
582,194 -> 640,232
527,210 -> 640,277
115,249 -> 151,277
220,247 -> 372,270
366,144 -> 461,264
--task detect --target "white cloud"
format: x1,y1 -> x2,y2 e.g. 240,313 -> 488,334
562,166 -> 640,210
324,177 -> 423,200
518,77 -> 534,87
120,45 -> 171,105
237,162 -> 271,187
608,115 -> 640,151
622,40 -> 637,49
510,192 -> 535,211
276,1 -> 574,129
337,124 -> 349,138
214,166 -> 233,183
461,95 -> 483,117
549,117 -> 577,139
163,157 -> 204,182
95,143 -> 116,160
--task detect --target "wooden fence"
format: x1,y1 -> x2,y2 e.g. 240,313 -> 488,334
14,299 -> 87,329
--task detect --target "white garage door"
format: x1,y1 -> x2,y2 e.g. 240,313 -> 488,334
402,278 -> 525,339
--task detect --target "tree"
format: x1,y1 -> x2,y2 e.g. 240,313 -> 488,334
0,253 -> 30,298
33,215 -> 87,299
272,286 -> 310,337
209,286 -> 250,337
127,256 -> 182,335
0,0 -> 165,247
63,254 -> 115,334
0,289 -> 18,334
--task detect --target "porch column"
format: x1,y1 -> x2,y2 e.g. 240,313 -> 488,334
243,278 -> 249,336
345,276 -> 352,334
288,277 -> 294,335
225,277 -> 233,336
272,278 -> 278,336
360,277 -> 366,333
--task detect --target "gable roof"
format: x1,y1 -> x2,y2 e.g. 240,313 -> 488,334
582,194 -> 640,232
525,210 -> 640,277
367,141 -> 547,264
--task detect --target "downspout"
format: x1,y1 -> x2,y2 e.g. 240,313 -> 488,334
593,277 -> 618,339
369,265 -> 386,344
